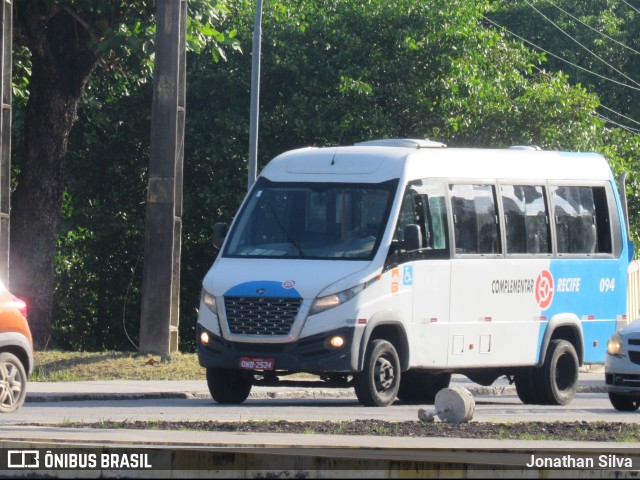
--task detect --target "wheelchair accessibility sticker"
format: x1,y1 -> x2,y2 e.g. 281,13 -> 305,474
391,266 -> 414,295
403,266 -> 413,286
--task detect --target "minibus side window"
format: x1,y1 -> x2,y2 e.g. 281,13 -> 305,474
592,187 -> 612,254
500,185 -> 551,255
427,195 -> 448,251
386,181 -> 449,267
450,184 -> 501,255
552,185 -> 612,255
387,190 -> 422,265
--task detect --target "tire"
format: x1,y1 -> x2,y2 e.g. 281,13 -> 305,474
540,339 -> 579,406
514,367 -> 543,405
397,371 -> 451,404
206,368 -> 252,404
0,352 -> 28,413
354,339 -> 401,407
608,392 -> 640,412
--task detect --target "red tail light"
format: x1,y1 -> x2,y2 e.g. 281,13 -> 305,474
8,297 -> 27,317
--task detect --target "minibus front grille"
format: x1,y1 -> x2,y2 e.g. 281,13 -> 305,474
224,296 -> 301,336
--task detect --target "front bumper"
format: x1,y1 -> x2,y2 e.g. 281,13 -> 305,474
605,353 -> 640,396
197,324 -> 362,373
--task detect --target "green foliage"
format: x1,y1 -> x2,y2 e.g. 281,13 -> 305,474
50,0 -> 640,351
488,0 -> 640,129
54,84 -> 150,350
488,0 -> 640,246
12,0 -> 239,100
9,0 -> 239,351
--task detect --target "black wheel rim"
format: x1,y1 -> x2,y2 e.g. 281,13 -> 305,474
373,354 -> 396,394
555,352 -> 576,392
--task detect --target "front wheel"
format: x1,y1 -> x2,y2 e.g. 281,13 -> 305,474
206,368 -> 252,404
354,339 -> 401,407
0,352 -> 28,413
608,392 -> 640,411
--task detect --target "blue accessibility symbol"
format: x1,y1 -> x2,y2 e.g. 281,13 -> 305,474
403,266 -> 413,286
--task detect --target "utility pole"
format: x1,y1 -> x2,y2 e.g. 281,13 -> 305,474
0,0 -> 11,284
248,0 -> 263,191
139,0 -> 186,355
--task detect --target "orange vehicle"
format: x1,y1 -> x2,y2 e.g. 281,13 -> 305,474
0,280 -> 32,412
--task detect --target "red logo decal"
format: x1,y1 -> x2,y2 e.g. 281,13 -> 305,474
282,280 -> 296,289
535,270 -> 554,310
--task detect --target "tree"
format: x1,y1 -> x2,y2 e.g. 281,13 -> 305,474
487,0 -> 640,133
11,0 -> 235,349
487,0 -> 640,243
52,0 -> 638,350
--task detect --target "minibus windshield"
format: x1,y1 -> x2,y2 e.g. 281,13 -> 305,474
224,179 -> 398,260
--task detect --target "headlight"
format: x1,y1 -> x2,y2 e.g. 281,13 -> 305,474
607,332 -> 624,356
309,277 -> 379,316
201,289 -> 217,314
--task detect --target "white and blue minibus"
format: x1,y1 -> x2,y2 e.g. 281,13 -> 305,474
197,139 -> 632,406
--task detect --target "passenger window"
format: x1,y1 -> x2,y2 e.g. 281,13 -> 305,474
450,184 -> 500,255
427,192 -> 448,251
387,180 -> 450,266
552,186 -> 611,255
500,185 -> 551,255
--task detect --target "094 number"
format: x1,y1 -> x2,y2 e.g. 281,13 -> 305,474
599,277 -> 616,292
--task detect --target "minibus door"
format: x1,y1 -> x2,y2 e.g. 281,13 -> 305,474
410,260 -> 451,367
391,183 -> 451,368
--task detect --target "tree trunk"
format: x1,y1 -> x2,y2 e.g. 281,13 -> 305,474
11,5 -> 97,349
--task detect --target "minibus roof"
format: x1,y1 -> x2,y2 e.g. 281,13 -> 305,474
259,141 -> 613,184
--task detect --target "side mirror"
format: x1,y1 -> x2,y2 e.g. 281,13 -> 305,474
212,222 -> 228,250
403,224 -> 422,252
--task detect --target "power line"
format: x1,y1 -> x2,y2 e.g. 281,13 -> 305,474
597,113 -> 640,134
523,0 -> 640,88
599,104 -> 640,127
542,0 -> 640,56
482,15 -> 640,131
621,0 -> 640,15
482,16 -> 640,92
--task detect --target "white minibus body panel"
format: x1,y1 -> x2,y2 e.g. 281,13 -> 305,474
197,140 -> 631,407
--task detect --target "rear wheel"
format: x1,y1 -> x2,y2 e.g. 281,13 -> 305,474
397,371 -> 451,404
206,368 -> 252,404
540,339 -> 579,405
0,352 -> 28,413
514,367 -> 543,405
608,392 -> 640,411
354,339 -> 401,407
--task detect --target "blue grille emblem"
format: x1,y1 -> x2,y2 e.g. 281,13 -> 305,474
256,288 -> 266,295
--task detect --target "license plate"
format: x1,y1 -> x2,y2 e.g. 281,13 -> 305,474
239,357 -> 275,371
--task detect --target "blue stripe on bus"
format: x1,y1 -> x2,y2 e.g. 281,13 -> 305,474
582,319 -> 616,363
535,319 -> 615,364
536,259 -> 625,363
224,281 -> 302,298
546,259 -> 626,319
536,322 -> 548,364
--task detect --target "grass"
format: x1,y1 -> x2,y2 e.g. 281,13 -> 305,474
57,419 -> 640,442
32,351 -> 205,382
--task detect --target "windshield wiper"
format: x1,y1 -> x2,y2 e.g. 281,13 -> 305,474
266,204 -> 305,258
